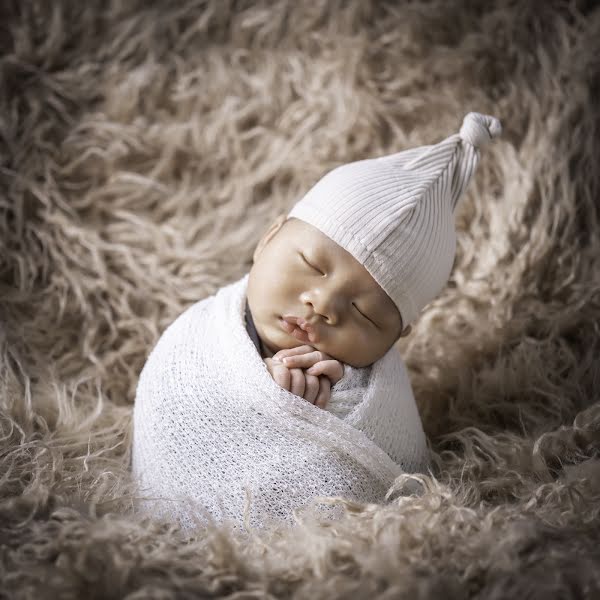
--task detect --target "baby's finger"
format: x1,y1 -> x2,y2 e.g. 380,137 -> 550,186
303,374 -> 320,404
272,364 -> 291,391
289,368 -> 305,398
281,350 -> 327,368
306,360 -> 345,385
272,345 -> 316,361
314,376 -> 331,409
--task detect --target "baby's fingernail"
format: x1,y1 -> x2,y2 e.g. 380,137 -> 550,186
282,357 -> 291,363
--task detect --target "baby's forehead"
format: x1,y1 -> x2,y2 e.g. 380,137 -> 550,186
284,218 -> 338,250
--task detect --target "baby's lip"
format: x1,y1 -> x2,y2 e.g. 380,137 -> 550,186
280,315 -> 320,343
282,315 -> 312,332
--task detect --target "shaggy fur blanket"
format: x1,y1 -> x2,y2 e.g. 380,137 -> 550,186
1,1 -> 599,598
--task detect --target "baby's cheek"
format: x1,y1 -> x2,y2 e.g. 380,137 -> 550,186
334,326 -> 365,346
329,330 -> 378,365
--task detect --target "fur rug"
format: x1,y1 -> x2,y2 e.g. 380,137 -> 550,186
1,1 -> 599,597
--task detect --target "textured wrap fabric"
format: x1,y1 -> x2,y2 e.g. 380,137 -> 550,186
131,273 -> 430,533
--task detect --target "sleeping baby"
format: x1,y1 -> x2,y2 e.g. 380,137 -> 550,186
246,215 -> 412,411
131,112 -> 501,533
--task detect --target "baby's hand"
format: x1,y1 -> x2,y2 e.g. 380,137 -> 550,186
267,345 -> 345,409
272,345 -> 345,386
263,356 -> 330,408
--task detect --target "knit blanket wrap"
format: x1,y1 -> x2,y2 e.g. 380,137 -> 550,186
131,273 -> 430,533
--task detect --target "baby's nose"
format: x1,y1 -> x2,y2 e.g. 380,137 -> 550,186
302,290 -> 341,325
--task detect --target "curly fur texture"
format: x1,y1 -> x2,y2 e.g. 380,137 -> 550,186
1,0 -> 599,597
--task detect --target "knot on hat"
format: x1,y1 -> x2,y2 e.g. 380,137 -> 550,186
459,112 -> 502,148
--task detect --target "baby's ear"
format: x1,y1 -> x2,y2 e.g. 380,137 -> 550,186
253,214 -> 287,262
399,324 -> 412,338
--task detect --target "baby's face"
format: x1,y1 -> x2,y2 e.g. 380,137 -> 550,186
247,216 -> 405,368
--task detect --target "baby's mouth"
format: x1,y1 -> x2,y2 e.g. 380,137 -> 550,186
278,316 -> 319,343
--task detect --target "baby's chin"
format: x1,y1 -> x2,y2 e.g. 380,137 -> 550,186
257,319 -> 321,356
261,316 -> 377,367
262,330 -> 367,367
261,328 -> 319,355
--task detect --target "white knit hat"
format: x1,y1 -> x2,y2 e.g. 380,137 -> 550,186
287,111 -> 502,329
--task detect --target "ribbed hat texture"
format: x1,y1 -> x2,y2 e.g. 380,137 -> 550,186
287,112 -> 502,330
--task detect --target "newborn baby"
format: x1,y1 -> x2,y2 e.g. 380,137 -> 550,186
131,112 -> 501,532
246,215 -> 412,409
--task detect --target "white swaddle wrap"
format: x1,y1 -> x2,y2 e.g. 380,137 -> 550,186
131,273 -> 430,533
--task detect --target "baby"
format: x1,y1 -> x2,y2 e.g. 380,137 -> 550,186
131,112 -> 502,532
246,215 -> 412,409
245,112 -> 501,411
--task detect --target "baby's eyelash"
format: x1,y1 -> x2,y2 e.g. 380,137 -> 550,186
300,253 -> 324,275
353,303 -> 376,327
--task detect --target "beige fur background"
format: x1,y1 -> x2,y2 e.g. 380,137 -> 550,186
1,1 -> 600,597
